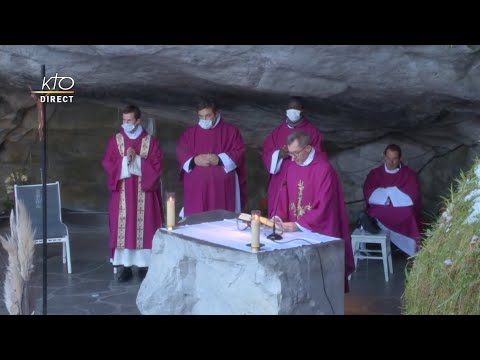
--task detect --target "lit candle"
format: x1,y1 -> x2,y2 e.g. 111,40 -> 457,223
166,192 -> 175,230
251,210 -> 261,252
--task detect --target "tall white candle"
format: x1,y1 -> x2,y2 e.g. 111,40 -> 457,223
166,194 -> 175,230
251,210 -> 261,251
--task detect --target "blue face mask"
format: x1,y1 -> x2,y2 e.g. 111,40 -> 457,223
286,109 -> 302,122
122,123 -> 136,133
198,119 -> 214,130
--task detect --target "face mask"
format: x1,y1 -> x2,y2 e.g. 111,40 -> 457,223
122,123 -> 136,133
286,109 -> 302,123
198,119 -> 214,130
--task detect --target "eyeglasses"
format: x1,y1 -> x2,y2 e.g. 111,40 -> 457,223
288,145 -> 308,158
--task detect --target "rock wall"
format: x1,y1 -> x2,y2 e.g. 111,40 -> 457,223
1,45 -> 479,224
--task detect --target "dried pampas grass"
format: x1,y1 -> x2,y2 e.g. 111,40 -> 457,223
0,200 -> 35,315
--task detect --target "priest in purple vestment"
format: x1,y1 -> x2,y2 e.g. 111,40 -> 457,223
263,96 -> 325,218
102,105 -> 164,282
275,131 -> 355,293
363,144 -> 422,256
176,97 -> 247,217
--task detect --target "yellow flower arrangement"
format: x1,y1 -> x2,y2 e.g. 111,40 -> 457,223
2,171 -> 30,212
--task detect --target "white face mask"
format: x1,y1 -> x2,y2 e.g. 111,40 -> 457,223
286,109 -> 302,123
122,123 -> 136,133
198,119 -> 214,130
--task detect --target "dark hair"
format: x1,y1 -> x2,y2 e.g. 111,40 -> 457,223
122,104 -> 141,119
287,131 -> 312,147
384,144 -> 402,158
196,97 -> 218,112
287,96 -> 304,109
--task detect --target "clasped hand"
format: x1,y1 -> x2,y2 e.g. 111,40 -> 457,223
126,147 -> 137,163
194,153 -> 220,167
279,145 -> 289,159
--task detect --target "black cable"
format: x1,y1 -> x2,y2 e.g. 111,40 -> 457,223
270,237 -> 336,315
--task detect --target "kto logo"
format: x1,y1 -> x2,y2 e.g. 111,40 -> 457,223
31,73 -> 75,103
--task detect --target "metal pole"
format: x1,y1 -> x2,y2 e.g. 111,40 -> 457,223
41,64 -> 48,315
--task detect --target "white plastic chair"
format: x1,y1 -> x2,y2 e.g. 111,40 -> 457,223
14,182 -> 72,274
350,227 -> 393,282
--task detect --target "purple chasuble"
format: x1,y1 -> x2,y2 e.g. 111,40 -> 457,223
276,151 -> 355,293
364,164 -> 422,249
262,118 -> 325,218
102,129 -> 164,256
176,118 -> 247,216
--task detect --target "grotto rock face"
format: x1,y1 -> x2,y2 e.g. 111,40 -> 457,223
0,45 -> 479,222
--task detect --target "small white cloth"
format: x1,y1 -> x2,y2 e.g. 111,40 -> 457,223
120,156 -> 130,180
119,156 -> 142,179
368,186 -> 413,207
387,186 -> 413,207
165,219 -> 340,253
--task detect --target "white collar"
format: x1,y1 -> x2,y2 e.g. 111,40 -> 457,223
286,118 -> 303,129
124,125 -> 143,139
211,114 -> 221,129
299,148 -> 315,167
384,163 -> 401,174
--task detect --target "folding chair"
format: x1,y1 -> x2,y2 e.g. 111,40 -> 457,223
351,227 -> 392,282
14,182 -> 72,274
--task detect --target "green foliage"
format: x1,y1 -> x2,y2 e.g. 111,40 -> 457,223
403,160 -> 480,314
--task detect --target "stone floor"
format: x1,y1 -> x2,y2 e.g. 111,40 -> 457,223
0,212 -> 409,315
347,247 -> 408,315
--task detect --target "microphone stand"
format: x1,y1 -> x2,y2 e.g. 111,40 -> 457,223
267,178 -> 286,240
267,217 -> 283,240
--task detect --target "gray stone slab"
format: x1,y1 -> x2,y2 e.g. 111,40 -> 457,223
137,210 -> 345,315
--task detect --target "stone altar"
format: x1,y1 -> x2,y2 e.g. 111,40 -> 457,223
136,210 -> 345,315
